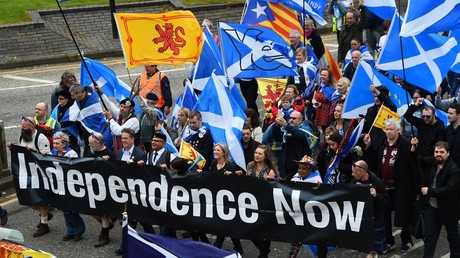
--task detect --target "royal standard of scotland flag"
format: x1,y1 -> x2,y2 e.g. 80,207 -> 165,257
193,72 -> 247,170
342,61 -> 409,119
219,22 -> 297,79
376,13 -> 458,94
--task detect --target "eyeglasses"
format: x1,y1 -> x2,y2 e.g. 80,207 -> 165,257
91,133 -> 102,143
422,115 -> 432,119
22,116 -> 34,125
151,139 -> 164,142
352,163 -> 366,170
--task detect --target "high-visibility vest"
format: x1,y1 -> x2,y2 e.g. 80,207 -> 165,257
138,71 -> 167,108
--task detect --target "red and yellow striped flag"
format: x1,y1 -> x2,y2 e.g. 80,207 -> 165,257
115,11 -> 203,69
257,2 -> 303,43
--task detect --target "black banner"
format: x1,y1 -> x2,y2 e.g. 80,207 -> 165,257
11,145 -> 374,251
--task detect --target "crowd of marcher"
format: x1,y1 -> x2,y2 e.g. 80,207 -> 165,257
4,2 -> 460,258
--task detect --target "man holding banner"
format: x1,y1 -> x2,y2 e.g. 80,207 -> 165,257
363,118 -> 419,252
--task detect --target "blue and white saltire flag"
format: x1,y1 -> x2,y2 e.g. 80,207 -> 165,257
423,99 -> 449,127
50,106 -> 78,138
192,26 -> 226,91
67,87 -> 113,149
80,58 -> 142,114
364,0 -> 396,20
344,45 -> 375,69
400,0 -> 460,37
160,126 -> 179,156
266,0 -> 328,26
183,78 -> 198,110
170,78 -> 198,128
376,13 -> 458,94
324,119 -> 364,184
169,93 -> 183,128
123,220 -> 241,258
450,29 -> 460,73
228,78 -> 248,111
219,22 -> 297,79
342,61 -> 410,119
193,72 -> 247,170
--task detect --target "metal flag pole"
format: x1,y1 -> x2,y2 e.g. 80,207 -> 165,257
55,0 -> 108,110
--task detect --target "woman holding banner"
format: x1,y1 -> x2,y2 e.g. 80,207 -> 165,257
209,143 -> 244,254
246,144 -> 278,257
49,132 -> 86,241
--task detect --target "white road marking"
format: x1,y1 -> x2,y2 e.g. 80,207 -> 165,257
0,83 -> 56,91
4,125 -> 20,130
325,43 -> 339,48
2,75 -> 55,83
0,67 -> 188,92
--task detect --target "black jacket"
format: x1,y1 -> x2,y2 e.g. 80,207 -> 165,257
363,135 -> 420,226
419,157 -> 460,223
446,124 -> 460,167
405,104 -> 446,157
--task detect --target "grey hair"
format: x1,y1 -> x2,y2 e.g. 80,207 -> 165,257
290,29 -> 301,38
202,18 -> 213,28
384,118 -> 401,130
53,132 -> 70,147
69,84 -> 85,94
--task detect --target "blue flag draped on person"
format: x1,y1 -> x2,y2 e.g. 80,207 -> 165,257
376,13 -> 458,93
80,57 -> 142,114
324,119 -> 364,184
364,0 -> 396,20
193,72 -> 247,170
122,217 -> 241,258
400,0 -> 460,37
266,0 -> 327,26
342,61 -> 409,119
192,26 -> 226,91
219,22 -> 297,79
67,87 -> 113,149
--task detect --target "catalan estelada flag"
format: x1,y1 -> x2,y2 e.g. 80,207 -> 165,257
241,0 -> 302,43
372,104 -> 401,130
115,11 -> 203,69
179,140 -> 206,170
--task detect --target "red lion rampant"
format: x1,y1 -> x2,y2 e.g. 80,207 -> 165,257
152,23 -> 186,55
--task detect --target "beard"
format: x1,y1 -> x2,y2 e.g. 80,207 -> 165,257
435,156 -> 445,165
21,129 -> 33,142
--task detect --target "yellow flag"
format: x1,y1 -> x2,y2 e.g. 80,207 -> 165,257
372,105 -> 401,130
179,140 -> 206,169
115,11 -> 203,68
256,78 -> 287,112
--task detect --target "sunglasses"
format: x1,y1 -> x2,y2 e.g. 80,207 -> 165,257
422,115 -> 432,119
91,133 -> 102,143
22,116 -> 34,125
289,116 -> 299,120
